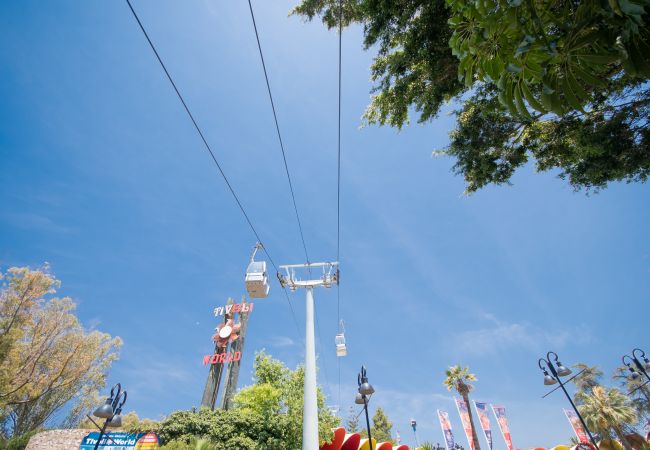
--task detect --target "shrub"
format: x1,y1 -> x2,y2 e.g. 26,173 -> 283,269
0,430 -> 39,450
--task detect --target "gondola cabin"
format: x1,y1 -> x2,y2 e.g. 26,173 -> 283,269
245,260 -> 269,298
335,333 -> 347,357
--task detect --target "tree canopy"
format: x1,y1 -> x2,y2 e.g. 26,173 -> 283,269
370,407 -> 394,444
0,266 -> 121,438
292,0 -> 650,193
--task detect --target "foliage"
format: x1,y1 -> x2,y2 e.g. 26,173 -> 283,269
613,365 -> 650,427
577,386 -> 637,450
443,365 -> 477,396
443,365 -> 481,450
291,0 -> 464,129
370,407 -> 393,443
158,407 -> 285,450
346,406 -> 359,433
234,351 -> 339,447
233,384 -> 282,416
0,429 -> 39,450
292,0 -> 650,193
159,437 -> 217,450
572,364 -> 604,397
446,0 -> 650,115
0,266 -> 122,437
419,443 -> 436,450
160,352 -> 339,449
445,84 -> 650,192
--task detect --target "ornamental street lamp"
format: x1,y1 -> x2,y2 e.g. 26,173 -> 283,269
410,418 -> 419,448
538,352 -> 599,450
622,348 -> 650,402
87,383 -> 128,450
356,366 -> 375,450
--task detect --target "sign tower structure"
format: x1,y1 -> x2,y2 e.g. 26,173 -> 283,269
201,297 -> 251,410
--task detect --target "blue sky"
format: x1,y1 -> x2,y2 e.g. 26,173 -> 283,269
1,1 -> 649,448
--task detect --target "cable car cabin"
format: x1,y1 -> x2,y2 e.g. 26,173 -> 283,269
245,260 -> 269,298
335,333 -> 347,357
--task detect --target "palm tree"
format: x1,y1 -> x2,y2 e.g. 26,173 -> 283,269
577,385 -> 637,450
443,365 -> 481,450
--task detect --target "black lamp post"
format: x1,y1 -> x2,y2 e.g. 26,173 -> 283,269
355,366 -> 375,450
410,418 -> 419,448
86,383 -> 128,450
538,352 -> 599,450
622,348 -> 650,402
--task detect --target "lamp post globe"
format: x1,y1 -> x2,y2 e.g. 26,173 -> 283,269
107,414 -> 122,428
355,393 -> 366,405
556,362 -> 572,377
542,370 -> 557,385
93,400 -> 114,419
359,382 -> 375,396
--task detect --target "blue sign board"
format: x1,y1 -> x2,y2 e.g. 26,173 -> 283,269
78,431 -> 159,449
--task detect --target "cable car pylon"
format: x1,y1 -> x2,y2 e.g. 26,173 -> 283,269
278,262 -> 339,450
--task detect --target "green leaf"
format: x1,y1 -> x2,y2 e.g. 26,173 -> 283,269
520,81 -> 547,113
497,72 -> 508,90
573,65 -> 607,87
514,83 -> 533,119
561,77 -> 585,112
567,29 -> 604,51
566,69 -> 589,100
618,0 -> 646,16
503,81 -> 520,117
577,53 -> 620,65
609,0 -> 624,15
540,91 -> 554,111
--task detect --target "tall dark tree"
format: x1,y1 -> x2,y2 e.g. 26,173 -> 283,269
346,406 -> 359,433
371,407 -> 394,444
293,0 -> 650,193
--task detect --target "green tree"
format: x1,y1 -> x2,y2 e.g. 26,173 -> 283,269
577,385 -> 638,450
346,406 -> 359,433
613,365 -> 650,428
292,0 -> 650,193
370,407 -> 393,444
234,351 -> 339,447
157,407 -> 286,450
0,266 -> 121,438
572,364 -> 604,395
443,365 -> 481,450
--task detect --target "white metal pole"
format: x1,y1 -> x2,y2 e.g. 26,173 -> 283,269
303,286 -> 319,450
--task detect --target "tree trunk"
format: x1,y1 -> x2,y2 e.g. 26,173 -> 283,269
463,393 -> 482,450
612,424 -> 633,450
219,302 -> 250,410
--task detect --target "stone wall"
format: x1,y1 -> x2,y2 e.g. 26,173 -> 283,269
26,429 -> 93,450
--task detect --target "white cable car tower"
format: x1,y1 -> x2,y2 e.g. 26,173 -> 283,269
278,261 -> 339,450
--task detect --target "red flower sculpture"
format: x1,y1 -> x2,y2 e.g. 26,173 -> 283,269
212,319 -> 241,348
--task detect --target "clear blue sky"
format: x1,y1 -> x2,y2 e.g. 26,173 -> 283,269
1,1 -> 648,448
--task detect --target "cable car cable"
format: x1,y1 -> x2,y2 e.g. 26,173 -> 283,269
124,0 -> 302,337
247,0 -> 311,266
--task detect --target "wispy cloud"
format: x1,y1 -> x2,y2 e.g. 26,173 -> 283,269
446,313 -> 592,356
266,336 -> 297,348
0,212 -> 73,233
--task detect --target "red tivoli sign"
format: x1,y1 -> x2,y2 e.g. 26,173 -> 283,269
203,351 -> 242,365
213,302 -> 253,317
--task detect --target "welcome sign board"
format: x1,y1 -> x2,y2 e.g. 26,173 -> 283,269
78,431 -> 159,449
